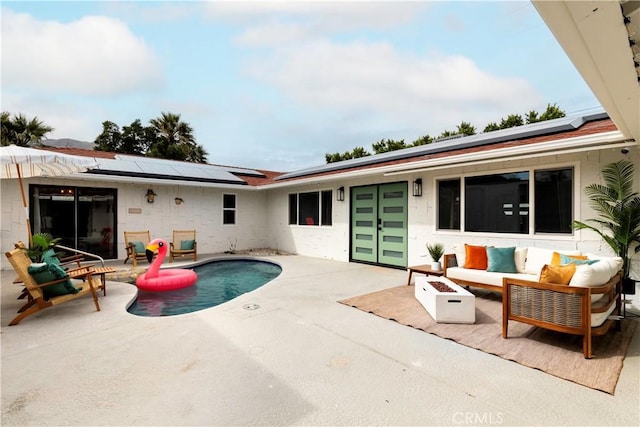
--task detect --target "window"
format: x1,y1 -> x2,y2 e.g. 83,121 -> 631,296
223,194 -> 236,225
465,172 -> 529,233
288,190 -> 333,226
436,167 -> 573,235
535,168 -> 573,233
437,179 -> 460,230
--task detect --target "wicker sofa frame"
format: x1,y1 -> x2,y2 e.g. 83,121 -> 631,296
442,253 -> 622,358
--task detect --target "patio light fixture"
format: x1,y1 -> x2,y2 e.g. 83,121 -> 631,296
337,186 -> 345,202
413,178 -> 423,197
174,197 -> 184,205
145,189 -> 157,204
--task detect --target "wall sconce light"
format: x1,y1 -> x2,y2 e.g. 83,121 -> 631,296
145,189 -> 157,204
337,186 -> 345,202
174,197 -> 184,205
413,178 -> 423,197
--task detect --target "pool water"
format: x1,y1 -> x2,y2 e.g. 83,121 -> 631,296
127,259 -> 282,317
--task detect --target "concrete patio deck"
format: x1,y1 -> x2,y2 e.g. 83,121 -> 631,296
2,254 -> 639,426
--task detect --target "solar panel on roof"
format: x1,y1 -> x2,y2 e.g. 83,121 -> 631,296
87,154 -> 252,184
276,110 -> 609,180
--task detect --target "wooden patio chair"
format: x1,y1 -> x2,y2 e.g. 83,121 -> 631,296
169,230 -> 197,262
124,231 -> 151,267
5,247 -> 101,326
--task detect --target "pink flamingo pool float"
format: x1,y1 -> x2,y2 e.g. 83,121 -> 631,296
136,238 -> 198,292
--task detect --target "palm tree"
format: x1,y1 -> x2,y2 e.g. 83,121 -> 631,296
1,113 -> 53,147
148,112 -> 198,161
573,160 -> 640,290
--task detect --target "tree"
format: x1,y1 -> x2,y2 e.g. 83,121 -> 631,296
120,119 -> 148,155
411,134 -> 433,146
1,112 -> 53,147
185,144 -> 208,163
326,146 -> 371,163
322,103 -> 567,161
438,129 -> 458,139
539,103 -> 566,121
526,104 -> 565,124
456,121 -> 476,136
483,122 -> 500,132
147,112 -> 207,163
95,113 -> 208,163
525,110 -> 540,124
372,138 -> 406,154
499,114 -> 524,129
1,112 -> 12,146
94,121 -> 122,152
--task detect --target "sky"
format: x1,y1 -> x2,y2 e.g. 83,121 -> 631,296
1,1 -> 601,172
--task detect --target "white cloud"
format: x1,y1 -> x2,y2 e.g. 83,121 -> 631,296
243,39 -> 541,134
1,91 -> 107,141
207,1 -> 427,46
1,9 -> 163,96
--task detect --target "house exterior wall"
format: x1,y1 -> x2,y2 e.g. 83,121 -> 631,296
2,145 -> 638,280
0,177 -> 269,269
263,146 -> 639,280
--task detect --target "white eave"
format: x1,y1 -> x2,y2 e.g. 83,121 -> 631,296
533,0 -> 640,144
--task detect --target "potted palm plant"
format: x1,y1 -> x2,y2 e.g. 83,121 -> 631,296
573,160 -> 640,294
426,242 -> 445,271
25,232 -> 62,263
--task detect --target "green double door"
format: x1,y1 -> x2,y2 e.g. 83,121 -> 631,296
350,182 -> 408,268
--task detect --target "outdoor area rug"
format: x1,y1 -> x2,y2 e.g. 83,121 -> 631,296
338,285 -> 637,394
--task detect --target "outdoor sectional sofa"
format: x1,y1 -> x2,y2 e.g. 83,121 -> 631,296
442,245 -> 623,358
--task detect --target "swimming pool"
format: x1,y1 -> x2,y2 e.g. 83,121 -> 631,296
127,259 -> 282,317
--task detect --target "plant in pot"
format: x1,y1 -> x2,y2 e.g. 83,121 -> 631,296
426,242 -> 445,271
25,232 -> 62,263
573,160 -> 640,294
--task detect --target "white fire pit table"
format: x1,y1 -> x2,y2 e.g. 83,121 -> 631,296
414,275 -> 476,324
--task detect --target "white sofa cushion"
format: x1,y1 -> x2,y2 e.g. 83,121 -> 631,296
453,244 -> 466,267
523,247 -> 554,274
592,302 -> 617,328
569,256 -> 622,288
514,247 -> 528,273
446,267 -> 538,288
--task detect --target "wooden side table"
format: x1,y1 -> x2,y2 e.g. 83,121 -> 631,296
406,264 -> 444,285
69,266 -> 116,296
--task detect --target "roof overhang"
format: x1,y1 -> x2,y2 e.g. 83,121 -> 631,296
260,129 -> 630,189
533,0 -> 640,143
57,173 -> 262,190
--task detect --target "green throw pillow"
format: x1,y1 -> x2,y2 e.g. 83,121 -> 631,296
486,247 -> 518,273
180,240 -> 195,250
27,262 -> 80,299
42,248 -> 60,265
131,241 -> 145,254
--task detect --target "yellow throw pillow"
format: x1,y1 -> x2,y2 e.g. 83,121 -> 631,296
540,263 -> 576,285
550,252 -> 587,266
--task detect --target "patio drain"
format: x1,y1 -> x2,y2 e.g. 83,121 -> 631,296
243,303 -> 260,310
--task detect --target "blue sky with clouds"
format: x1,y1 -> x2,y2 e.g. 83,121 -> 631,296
2,1 -> 600,171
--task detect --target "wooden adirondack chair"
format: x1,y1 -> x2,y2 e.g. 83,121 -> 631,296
124,231 -> 151,267
169,230 -> 197,262
5,247 -> 101,326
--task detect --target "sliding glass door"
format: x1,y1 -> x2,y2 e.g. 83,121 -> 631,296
30,185 -> 117,259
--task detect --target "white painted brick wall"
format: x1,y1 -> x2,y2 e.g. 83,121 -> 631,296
2,146 -> 638,281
